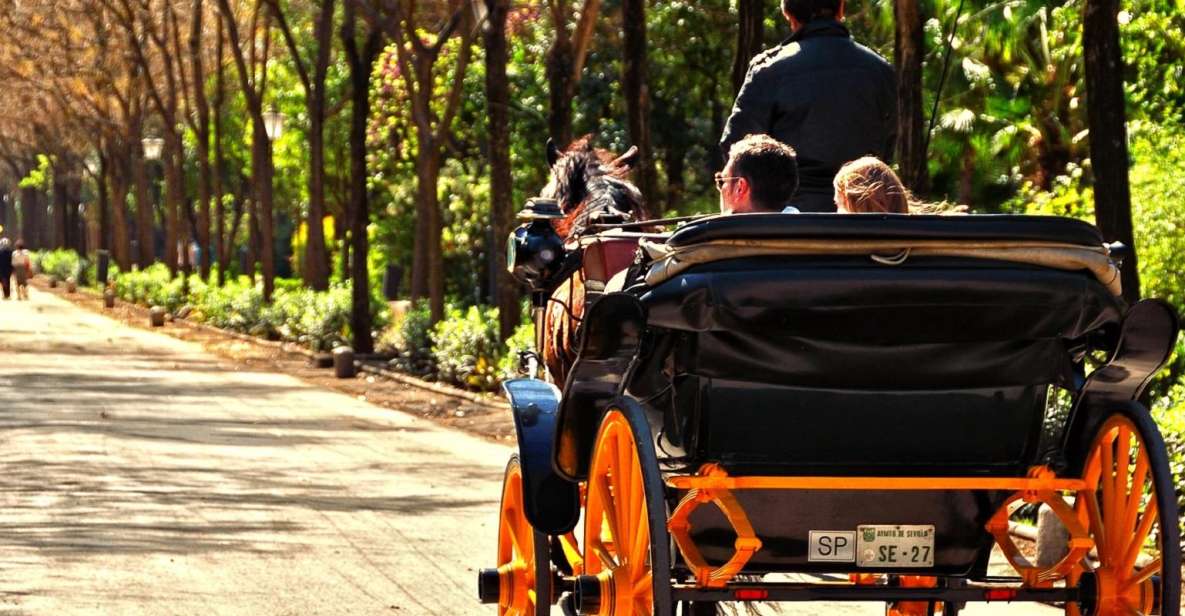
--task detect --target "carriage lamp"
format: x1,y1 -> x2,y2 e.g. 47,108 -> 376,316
506,198 -> 568,289
506,219 -> 565,287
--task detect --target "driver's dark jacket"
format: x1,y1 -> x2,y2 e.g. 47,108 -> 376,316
720,20 -> 897,212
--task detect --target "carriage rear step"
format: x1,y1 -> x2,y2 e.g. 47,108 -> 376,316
670,582 -> 1082,604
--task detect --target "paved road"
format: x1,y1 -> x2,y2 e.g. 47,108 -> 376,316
0,289 -> 1056,615
0,289 -> 509,615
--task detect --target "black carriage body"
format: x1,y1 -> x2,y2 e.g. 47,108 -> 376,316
549,214 -> 1143,577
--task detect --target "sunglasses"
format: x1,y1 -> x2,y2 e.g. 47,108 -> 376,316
714,173 -> 743,191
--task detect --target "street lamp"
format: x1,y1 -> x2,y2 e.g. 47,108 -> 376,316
142,137 -> 164,161
263,108 -> 285,141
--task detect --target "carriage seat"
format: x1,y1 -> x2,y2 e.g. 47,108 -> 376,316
642,213 -> 1121,296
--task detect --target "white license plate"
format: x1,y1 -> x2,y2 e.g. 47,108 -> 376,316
856,525 -> 935,567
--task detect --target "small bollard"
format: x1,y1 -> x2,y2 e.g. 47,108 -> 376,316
49,278 -> 59,288
66,277 -> 77,293
333,346 -> 356,379
149,306 -> 167,327
1035,503 -> 1070,567
103,288 -> 116,308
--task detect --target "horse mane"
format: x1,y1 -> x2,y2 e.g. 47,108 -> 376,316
545,136 -> 647,238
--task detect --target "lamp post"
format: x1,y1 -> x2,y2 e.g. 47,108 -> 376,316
263,108 -> 285,141
142,137 -> 164,161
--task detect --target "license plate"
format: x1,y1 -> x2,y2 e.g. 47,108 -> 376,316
856,525 -> 935,567
807,530 -> 856,562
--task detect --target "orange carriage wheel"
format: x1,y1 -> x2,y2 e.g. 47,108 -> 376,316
1068,412 -> 1180,616
493,456 -> 553,616
580,408 -> 668,616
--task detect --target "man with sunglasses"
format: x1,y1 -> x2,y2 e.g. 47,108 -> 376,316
717,134 -> 801,214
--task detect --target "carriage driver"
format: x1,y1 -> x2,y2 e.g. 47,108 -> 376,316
717,134 -> 801,214
721,0 -> 897,213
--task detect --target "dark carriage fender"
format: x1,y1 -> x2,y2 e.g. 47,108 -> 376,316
502,378 -> 581,535
554,293 -> 649,481
1063,299 -> 1180,474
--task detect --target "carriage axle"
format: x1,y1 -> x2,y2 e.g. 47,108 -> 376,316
669,582 -> 1081,604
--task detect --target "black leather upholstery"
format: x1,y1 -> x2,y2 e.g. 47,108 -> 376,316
666,213 -> 1106,248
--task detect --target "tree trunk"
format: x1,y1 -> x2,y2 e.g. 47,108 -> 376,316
414,145 -> 445,323
19,186 -> 39,249
97,158 -> 110,254
133,147 -> 155,268
622,0 -> 659,214
1083,0 -> 1139,302
245,199 -> 258,283
108,154 -> 132,270
486,0 -> 519,340
303,0 -> 335,291
52,174 -> 68,249
341,4 -> 378,353
191,0 -> 213,280
251,120 -> 276,300
894,0 -> 927,192
163,134 -> 185,276
214,17 -> 228,285
546,24 -> 575,145
732,0 -> 765,95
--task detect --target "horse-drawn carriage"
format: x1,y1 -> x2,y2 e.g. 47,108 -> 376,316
477,142 -> 1181,616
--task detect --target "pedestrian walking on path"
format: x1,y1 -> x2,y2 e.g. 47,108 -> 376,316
11,239 -> 31,300
0,238 -> 12,299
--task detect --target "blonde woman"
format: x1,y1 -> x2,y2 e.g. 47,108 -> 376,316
832,156 -> 911,214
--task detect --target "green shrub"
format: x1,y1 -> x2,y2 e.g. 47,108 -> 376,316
498,321 -> 536,380
389,301 -> 435,376
431,305 -> 502,391
35,249 -> 82,282
265,285 -> 354,352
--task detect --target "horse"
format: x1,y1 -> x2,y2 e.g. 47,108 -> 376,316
538,136 -> 648,385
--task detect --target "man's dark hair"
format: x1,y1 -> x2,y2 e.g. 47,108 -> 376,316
728,134 -> 799,212
781,0 -> 842,23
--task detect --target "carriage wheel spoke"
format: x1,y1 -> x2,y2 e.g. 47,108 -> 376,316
593,543 -> 619,570
1111,427 -> 1131,551
598,472 -> 622,554
616,435 -> 635,538
1084,489 -> 1109,566
1101,431 -> 1117,553
1121,502 -> 1157,574
583,410 -> 653,614
1122,452 -> 1149,538
1125,557 -> 1162,589
630,496 -> 649,567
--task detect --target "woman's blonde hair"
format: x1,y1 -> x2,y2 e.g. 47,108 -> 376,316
833,156 -> 911,214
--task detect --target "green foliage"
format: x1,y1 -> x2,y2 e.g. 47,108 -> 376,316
1151,383 -> 1185,546
112,264 -> 188,312
388,301 -> 436,376
35,249 -> 83,282
430,305 -> 502,391
498,320 -> 536,380
266,285 -> 354,352
112,268 -> 379,351
19,154 -> 53,190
